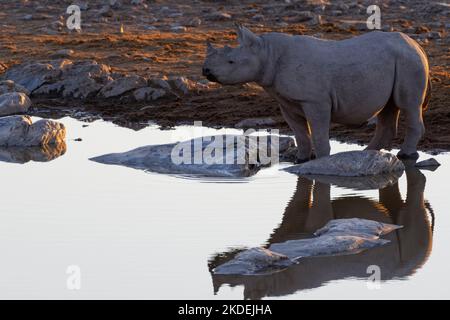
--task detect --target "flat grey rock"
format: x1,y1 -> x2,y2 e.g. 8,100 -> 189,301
284,150 -> 405,177
0,92 -> 31,116
3,62 -> 57,92
91,135 -> 294,178
0,115 -> 66,147
213,218 -> 401,275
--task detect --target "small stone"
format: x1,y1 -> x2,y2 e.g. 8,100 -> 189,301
149,78 -> 172,91
133,87 -> 166,101
425,31 -> 442,39
170,26 -> 187,33
186,17 -> 201,27
415,158 -> 441,168
206,12 -> 232,21
252,14 -> 265,22
329,10 -> 343,16
50,49 -> 74,59
168,77 -> 198,95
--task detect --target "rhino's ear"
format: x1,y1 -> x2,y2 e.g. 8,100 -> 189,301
236,25 -> 260,49
206,41 -> 217,55
223,45 -> 232,53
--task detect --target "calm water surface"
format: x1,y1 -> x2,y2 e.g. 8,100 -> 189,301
0,117 -> 449,299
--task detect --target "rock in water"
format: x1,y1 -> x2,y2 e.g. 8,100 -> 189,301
91,135 -> 294,178
0,116 -> 66,147
0,92 -> 32,116
284,150 -> 405,177
213,218 -> 401,275
0,143 -> 66,164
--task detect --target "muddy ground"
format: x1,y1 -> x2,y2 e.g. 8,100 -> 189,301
0,0 -> 449,152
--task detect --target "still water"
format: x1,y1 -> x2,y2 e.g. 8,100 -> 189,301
0,117 -> 449,299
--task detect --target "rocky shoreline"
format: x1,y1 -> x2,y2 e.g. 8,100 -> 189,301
0,0 -> 448,153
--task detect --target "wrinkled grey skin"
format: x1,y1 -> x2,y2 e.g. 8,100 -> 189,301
203,26 -> 431,161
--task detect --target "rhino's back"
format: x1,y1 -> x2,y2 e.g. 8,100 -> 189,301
287,31 -> 419,65
267,31 -> 425,123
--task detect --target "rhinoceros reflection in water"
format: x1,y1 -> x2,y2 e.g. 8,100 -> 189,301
0,142 -> 67,164
210,167 -> 433,299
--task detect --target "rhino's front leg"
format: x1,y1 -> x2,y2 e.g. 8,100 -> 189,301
279,105 -> 313,163
303,103 -> 331,158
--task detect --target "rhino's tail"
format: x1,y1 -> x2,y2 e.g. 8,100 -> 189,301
422,77 -> 432,111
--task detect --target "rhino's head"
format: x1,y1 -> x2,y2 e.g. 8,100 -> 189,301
202,25 -> 263,85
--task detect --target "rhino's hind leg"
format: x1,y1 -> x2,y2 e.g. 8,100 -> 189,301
393,46 -> 428,160
396,92 -> 426,160
397,106 -> 424,160
279,105 -> 314,163
366,99 -> 400,151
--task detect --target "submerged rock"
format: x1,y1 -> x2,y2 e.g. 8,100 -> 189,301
91,135 -> 294,178
0,92 -> 32,116
284,150 -> 405,177
0,115 -> 66,147
213,218 -> 401,275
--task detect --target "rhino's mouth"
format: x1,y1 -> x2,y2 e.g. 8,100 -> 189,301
206,73 -> 220,83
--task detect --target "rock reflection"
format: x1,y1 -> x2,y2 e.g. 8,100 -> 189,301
0,142 -> 67,164
210,167 -> 433,299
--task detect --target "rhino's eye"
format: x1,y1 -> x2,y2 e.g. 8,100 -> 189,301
228,60 -> 235,64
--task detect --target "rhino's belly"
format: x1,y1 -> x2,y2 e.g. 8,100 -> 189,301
330,82 -> 392,125
331,103 -> 384,125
